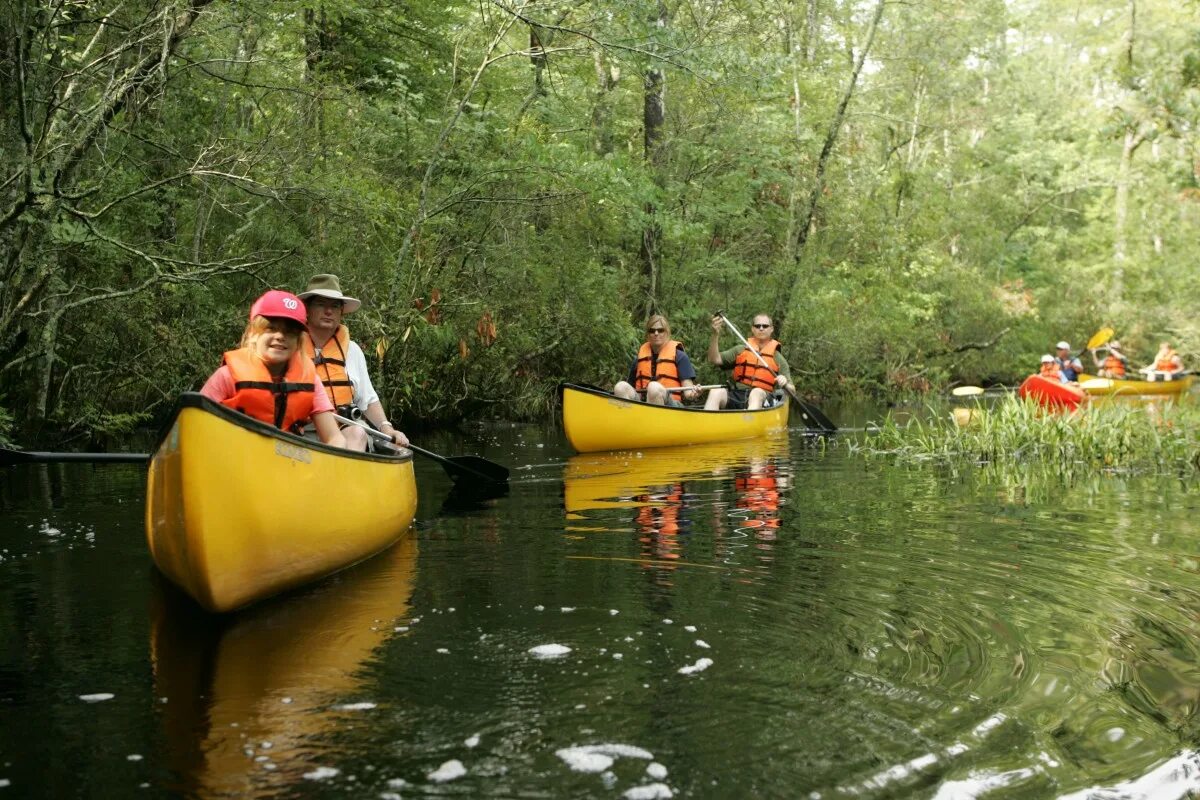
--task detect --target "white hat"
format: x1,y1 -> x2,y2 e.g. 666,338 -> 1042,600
1056,341 -> 1070,350
1041,354 -> 1054,363
297,274 -> 362,313
1108,340 -> 1121,350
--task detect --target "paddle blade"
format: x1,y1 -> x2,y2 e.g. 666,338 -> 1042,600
445,455 -> 509,484
1086,327 -> 1115,350
951,386 -> 985,397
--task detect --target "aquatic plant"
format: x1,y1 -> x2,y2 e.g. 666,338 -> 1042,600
854,398 -> 1200,475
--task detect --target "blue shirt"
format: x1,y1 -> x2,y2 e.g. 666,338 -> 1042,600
1056,356 -> 1082,382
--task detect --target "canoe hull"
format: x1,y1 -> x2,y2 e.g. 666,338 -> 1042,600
1017,374 -> 1086,409
1078,372 -> 1194,396
561,383 -> 789,453
145,394 -> 417,612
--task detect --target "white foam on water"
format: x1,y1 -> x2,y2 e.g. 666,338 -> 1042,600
534,605 -> 545,611
561,607 -> 576,613
623,783 -> 673,799
437,648 -> 450,654
303,767 -> 339,780
281,697 -> 293,704
79,693 -> 114,702
40,521 -> 61,537
335,702 -> 377,711
1058,750 -> 1200,800
610,609 -> 620,615
529,644 -> 571,658
613,653 -> 624,660
386,777 -> 408,788
684,625 -> 696,632
678,658 -> 713,675
647,762 -> 668,779
261,741 -> 273,749
695,640 -> 710,649
126,754 -> 142,761
394,626 -> 409,632
465,734 -> 481,748
380,793 -> 402,800
930,767 -> 1036,799
557,750 -> 613,773
428,759 -> 466,783
0,779 -> 10,788
662,619 -> 673,625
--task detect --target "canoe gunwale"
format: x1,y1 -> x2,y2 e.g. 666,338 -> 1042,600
154,393 -> 414,464
557,382 -> 786,416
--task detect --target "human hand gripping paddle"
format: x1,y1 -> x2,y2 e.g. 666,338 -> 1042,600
333,414 -> 508,485
714,312 -> 837,433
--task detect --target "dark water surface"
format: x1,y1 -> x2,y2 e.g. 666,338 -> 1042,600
4,410 -> 1200,799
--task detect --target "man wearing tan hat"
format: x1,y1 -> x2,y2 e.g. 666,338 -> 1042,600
298,274 -> 409,450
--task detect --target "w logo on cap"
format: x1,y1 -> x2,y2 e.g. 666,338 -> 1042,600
283,298 -> 298,310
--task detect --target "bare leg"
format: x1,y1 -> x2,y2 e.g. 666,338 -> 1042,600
747,387 -> 768,410
704,387 -> 728,410
644,381 -> 668,405
614,381 -> 638,401
342,424 -> 369,452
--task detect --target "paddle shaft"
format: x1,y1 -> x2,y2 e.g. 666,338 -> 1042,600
0,447 -> 149,466
659,385 -> 723,393
716,314 -> 837,432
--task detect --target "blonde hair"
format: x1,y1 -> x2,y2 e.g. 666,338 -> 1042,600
240,315 -> 306,348
645,314 -> 670,335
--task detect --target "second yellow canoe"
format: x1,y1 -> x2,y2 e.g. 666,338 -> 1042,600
561,383 -> 789,453
1078,372 -> 1194,396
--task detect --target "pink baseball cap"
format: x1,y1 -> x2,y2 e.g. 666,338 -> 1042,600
249,290 -> 307,326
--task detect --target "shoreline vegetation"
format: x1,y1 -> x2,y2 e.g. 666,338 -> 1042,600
854,398 -> 1200,476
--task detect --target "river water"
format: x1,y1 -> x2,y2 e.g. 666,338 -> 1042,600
3,408 -> 1200,799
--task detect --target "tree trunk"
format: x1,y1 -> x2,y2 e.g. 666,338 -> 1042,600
640,0 -> 668,320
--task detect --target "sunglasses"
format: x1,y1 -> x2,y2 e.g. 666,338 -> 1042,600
646,327 -> 667,334
753,323 -> 772,329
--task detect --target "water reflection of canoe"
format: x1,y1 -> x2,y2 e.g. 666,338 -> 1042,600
564,437 -> 789,514
1017,374 -> 1086,409
145,394 -> 418,612
1077,372 -> 1194,396
561,383 -> 789,453
152,534 -> 417,798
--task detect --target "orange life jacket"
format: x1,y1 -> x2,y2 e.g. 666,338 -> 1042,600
732,340 -> 781,391
1155,349 -> 1181,372
303,325 -> 355,406
634,340 -> 683,390
221,347 -> 316,432
1103,354 -> 1126,378
1039,362 -> 1062,380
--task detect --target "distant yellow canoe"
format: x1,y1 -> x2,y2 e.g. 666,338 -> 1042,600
561,383 -> 789,453
146,394 -> 418,612
1077,372 -> 1194,396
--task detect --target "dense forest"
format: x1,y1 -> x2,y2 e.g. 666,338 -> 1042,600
2,0 -> 1199,442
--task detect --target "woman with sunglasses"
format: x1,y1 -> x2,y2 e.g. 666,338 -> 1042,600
704,313 -> 792,411
613,314 -> 701,406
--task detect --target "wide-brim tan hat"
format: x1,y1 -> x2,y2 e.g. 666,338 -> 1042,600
297,273 -> 361,313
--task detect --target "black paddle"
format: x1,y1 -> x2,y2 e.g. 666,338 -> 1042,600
333,414 -> 509,485
0,448 -> 149,465
714,312 -> 838,433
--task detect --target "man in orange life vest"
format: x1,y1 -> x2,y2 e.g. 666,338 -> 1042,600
1089,340 -> 1127,379
704,313 -> 793,410
613,314 -> 701,406
298,274 -> 409,451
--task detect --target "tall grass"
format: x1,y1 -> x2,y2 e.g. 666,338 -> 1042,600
853,398 -> 1200,475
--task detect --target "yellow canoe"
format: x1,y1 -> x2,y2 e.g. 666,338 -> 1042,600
1078,372 -> 1194,396
145,394 -> 418,612
561,383 -> 789,453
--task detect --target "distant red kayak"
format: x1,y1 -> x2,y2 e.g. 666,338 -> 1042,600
1017,374 -> 1087,410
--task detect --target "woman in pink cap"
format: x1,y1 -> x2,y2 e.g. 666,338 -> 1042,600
200,290 -> 346,447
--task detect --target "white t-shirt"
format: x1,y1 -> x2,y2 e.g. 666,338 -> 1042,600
341,338 -> 380,412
